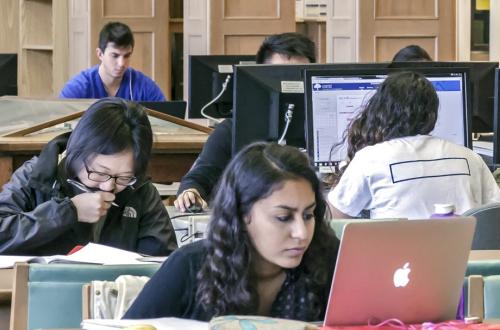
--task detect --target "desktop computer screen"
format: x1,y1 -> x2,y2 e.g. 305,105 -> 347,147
231,63 -> 387,155
0,54 -> 17,96
304,68 -> 471,171
188,55 -> 256,119
389,61 -> 498,133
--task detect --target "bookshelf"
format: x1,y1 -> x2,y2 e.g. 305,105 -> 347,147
18,0 -> 68,97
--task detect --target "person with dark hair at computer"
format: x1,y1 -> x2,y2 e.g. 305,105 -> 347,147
174,32 -> 315,212
391,44 -> 432,62
328,71 -> 500,219
60,22 -> 165,101
125,142 -> 339,321
0,98 -> 177,256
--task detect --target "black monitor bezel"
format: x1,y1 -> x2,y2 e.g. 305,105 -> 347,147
493,68 -> 500,166
304,67 -> 472,168
0,54 -> 17,96
188,55 -> 256,119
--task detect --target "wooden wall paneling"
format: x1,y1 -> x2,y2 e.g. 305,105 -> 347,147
359,0 -> 456,62
0,0 -> 19,53
456,0 -> 470,61
68,0 -> 90,78
90,0 -> 170,99
209,0 -> 296,55
296,20 -> 326,63
18,0 -> 69,97
490,1 -> 500,62
52,0 -> 69,96
183,0 -> 209,105
327,0 -> 358,62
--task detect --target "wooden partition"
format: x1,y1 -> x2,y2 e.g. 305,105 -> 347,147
358,0 -> 456,62
209,0 -> 296,55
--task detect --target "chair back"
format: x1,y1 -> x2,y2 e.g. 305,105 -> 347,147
10,263 -> 160,330
463,202 -> 500,250
328,218 -> 405,240
468,274 -> 500,319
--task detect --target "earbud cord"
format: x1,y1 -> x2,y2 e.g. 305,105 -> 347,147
129,67 -> 133,101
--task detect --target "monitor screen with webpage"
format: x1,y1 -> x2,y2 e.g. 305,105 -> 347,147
304,68 -> 472,172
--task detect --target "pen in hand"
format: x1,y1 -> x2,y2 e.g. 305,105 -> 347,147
66,179 -> 119,207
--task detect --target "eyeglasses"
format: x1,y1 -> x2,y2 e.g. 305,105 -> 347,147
84,164 -> 137,186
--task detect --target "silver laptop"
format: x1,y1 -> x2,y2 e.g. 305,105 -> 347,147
324,217 -> 476,326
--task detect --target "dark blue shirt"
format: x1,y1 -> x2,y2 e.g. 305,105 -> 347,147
59,65 -> 166,101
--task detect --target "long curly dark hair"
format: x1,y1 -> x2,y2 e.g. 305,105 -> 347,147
331,71 -> 439,183
196,142 -> 337,317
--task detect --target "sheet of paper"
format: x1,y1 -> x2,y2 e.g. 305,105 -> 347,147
81,317 -> 209,330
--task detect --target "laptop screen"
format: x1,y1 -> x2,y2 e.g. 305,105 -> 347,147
323,218 -> 476,326
305,69 -> 471,172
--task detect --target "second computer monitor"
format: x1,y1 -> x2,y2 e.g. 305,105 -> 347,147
305,68 -> 472,171
232,63 -> 388,155
390,61 -> 498,133
188,55 -> 256,119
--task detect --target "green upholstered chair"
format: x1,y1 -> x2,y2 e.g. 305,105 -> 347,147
328,218 -> 405,240
462,202 -> 500,250
10,262 -> 160,330
328,219 -> 372,240
468,274 -> 500,319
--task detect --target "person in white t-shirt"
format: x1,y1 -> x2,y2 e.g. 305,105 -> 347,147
328,71 -> 500,219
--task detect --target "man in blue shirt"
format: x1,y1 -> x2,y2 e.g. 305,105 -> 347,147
60,22 -> 165,101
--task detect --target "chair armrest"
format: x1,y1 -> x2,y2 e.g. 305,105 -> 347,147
468,275 -> 485,319
82,283 -> 92,320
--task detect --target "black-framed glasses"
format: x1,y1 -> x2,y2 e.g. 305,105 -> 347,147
84,164 -> 137,186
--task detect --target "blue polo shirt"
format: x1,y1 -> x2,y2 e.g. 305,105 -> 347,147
59,65 -> 166,101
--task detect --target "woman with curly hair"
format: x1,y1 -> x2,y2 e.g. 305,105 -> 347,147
124,142 -> 340,321
328,71 -> 500,219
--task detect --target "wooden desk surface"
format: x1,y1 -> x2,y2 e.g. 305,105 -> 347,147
0,125 -> 209,186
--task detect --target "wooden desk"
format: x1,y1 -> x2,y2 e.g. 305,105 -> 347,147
0,126 -> 208,187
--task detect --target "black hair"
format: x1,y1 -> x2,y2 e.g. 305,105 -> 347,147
196,142 -> 337,318
65,97 -> 152,179
340,71 -> 439,166
392,45 -> 432,62
98,22 -> 135,52
256,32 -> 316,64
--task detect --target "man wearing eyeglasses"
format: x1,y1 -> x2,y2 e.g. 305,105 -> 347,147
0,98 -> 177,256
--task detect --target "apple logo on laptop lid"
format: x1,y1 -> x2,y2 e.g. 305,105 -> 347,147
393,262 -> 411,287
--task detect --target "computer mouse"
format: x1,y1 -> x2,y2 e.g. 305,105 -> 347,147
187,202 -> 203,213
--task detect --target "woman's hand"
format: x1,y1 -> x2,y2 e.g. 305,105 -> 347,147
71,191 -> 116,223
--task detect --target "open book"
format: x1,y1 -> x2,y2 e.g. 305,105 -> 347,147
81,317 -> 208,330
0,243 -> 168,268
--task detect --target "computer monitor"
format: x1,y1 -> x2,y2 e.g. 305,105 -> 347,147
231,63 -> 387,155
304,68 -> 472,171
188,55 -> 256,119
0,54 -> 17,96
492,68 -> 500,166
390,61 -> 498,133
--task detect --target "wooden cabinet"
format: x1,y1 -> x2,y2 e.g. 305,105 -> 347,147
18,0 -> 68,97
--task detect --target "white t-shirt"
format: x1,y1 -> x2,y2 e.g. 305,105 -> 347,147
328,135 -> 500,219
